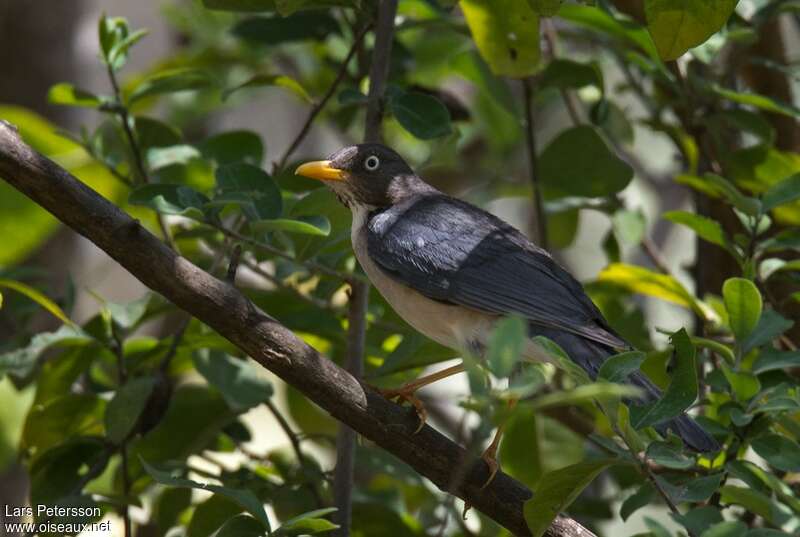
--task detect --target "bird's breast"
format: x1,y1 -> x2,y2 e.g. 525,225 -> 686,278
350,206 -> 495,352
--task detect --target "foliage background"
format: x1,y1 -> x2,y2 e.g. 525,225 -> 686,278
1,1 -> 800,536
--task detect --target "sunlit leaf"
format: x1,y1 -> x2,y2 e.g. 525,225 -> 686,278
223,74 -> 312,103
644,0 -> 738,60
461,0 -> 541,78
48,83 -> 104,108
723,278 -> 762,342
0,278 -> 73,326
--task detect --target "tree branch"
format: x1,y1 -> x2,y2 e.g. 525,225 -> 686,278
0,120 -> 594,537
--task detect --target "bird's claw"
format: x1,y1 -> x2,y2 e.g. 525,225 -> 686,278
461,446 -> 502,520
379,387 -> 427,433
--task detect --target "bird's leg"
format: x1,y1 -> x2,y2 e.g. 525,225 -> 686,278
379,363 -> 466,433
462,398 -> 519,520
480,398 -> 518,488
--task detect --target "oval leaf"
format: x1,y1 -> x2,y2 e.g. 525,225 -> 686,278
723,277 -> 762,342
540,126 -> 633,197
389,92 -> 452,140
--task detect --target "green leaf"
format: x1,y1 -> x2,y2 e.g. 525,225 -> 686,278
723,277 -> 762,342
701,521 -> 747,537
762,173 -> 800,211
559,4 -> 659,60
659,472 -> 724,502
646,441 -> 694,469
644,0 -> 738,60
752,349 -> 800,374
0,325 -> 91,379
751,434 -> 800,472
106,295 -> 150,330
461,0 -> 541,78
147,144 -> 201,171
188,495 -> 243,537
216,515 -> 267,537
0,278 -> 74,326
142,459 -> 271,532
675,173 -> 762,216
105,376 -> 158,444
249,216 -> 331,237
529,382 -> 642,411
213,163 -> 282,221
99,15 -> 132,70
108,28 -> 149,68
713,86 -> 800,118
664,210 -> 729,249
537,59 -> 603,93
598,351 -> 646,384
198,131 -> 264,166
620,482 -> 655,521
485,316 -> 527,378
596,263 -> 716,321
129,68 -> 213,104
630,329 -> 698,429
23,394 -> 106,460
672,506 -> 724,537
742,310 -> 793,353
523,459 -> 616,537
720,364 -> 760,401
499,408 -> 541,487
611,209 -> 646,245
540,126 -> 633,197
129,184 -> 209,220
719,485 -> 786,526
223,74 -> 312,103
48,83 -> 104,108
193,351 -> 273,412
527,0 -> 562,16
389,92 -> 452,140
232,13 -> 339,45
275,507 -> 338,536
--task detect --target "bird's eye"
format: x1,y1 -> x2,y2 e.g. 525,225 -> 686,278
364,155 -> 380,171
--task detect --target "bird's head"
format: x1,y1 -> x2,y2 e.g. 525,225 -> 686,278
294,143 -> 432,209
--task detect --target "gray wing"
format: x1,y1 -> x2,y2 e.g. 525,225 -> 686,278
366,194 -> 627,350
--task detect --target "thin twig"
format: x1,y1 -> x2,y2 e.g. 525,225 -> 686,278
276,23 -> 371,171
105,64 -> 174,248
521,77 -> 548,250
334,3 -> 397,535
265,398 -> 325,506
212,221 -> 361,283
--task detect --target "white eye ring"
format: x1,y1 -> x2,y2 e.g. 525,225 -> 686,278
364,155 -> 380,171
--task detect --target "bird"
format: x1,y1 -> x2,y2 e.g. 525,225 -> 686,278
295,143 -> 720,481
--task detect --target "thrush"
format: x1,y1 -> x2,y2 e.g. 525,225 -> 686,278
296,143 -> 719,482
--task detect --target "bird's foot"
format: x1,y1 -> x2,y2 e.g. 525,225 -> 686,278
479,445 -> 500,489
461,444 -> 502,519
379,385 -> 427,434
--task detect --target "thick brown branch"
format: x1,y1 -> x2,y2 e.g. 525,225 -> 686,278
0,121 -> 594,537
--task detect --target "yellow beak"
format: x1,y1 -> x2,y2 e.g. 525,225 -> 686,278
295,160 -> 347,181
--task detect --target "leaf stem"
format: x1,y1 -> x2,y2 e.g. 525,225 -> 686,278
105,62 -> 174,248
521,77 -> 548,250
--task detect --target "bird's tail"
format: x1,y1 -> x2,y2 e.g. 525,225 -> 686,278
532,327 -> 720,453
